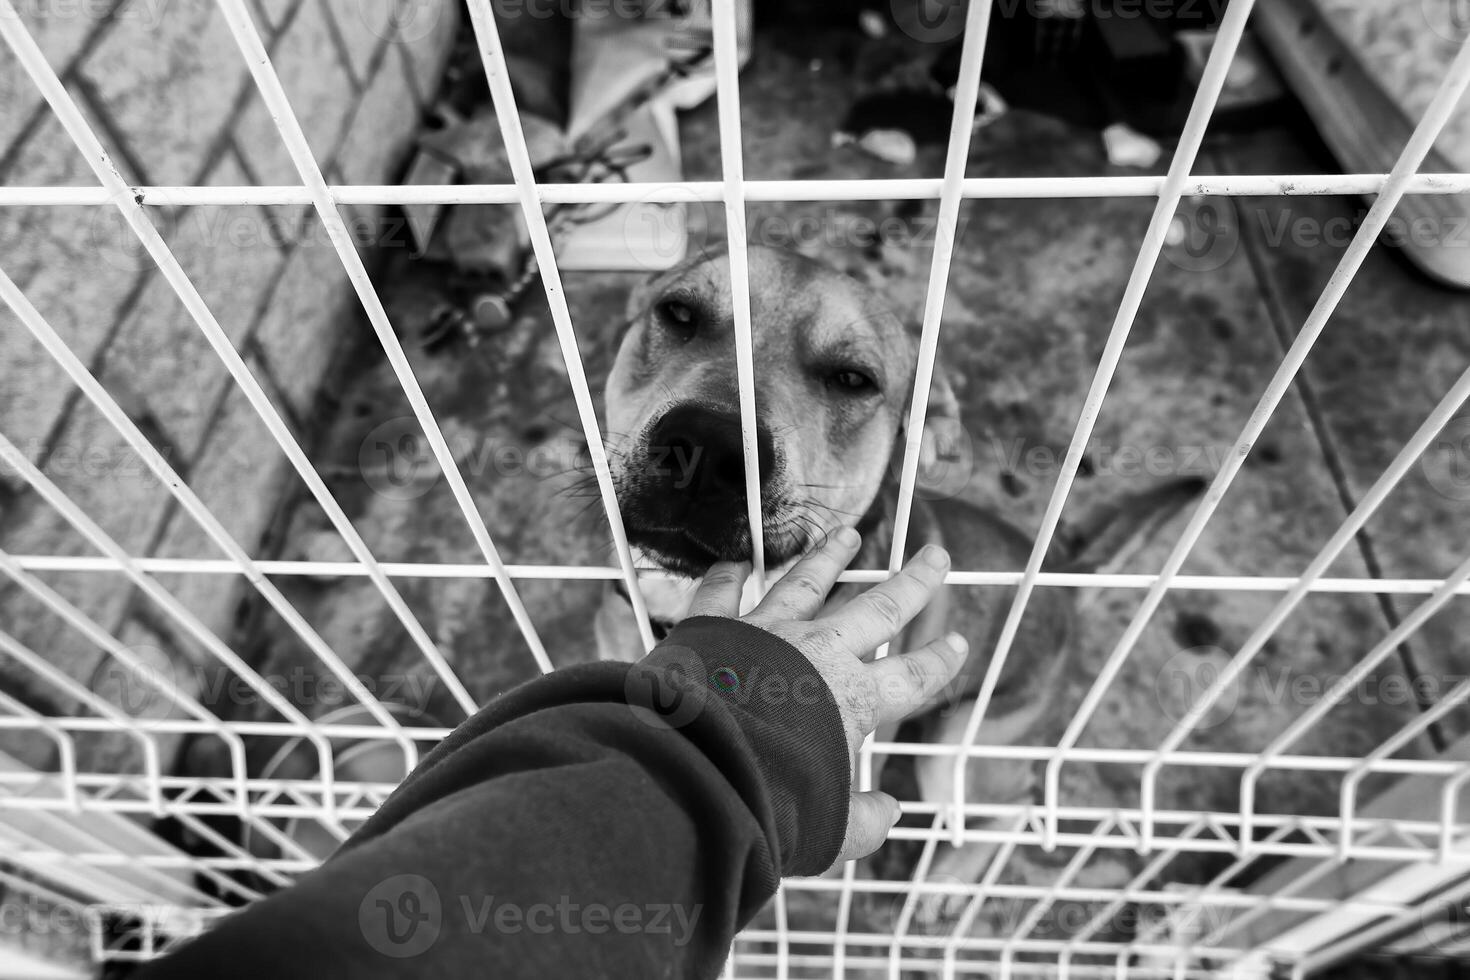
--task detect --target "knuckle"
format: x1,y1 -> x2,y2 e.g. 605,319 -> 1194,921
902,654 -> 934,693
703,566 -> 742,589
801,627 -> 840,661
785,572 -> 827,603
863,589 -> 904,631
839,682 -> 877,732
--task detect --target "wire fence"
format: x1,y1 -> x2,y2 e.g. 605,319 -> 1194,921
3,0 -> 1470,976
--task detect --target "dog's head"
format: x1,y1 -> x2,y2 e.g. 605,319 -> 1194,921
606,246 -> 955,575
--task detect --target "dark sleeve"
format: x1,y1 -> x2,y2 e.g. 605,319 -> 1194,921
135,617 -> 852,980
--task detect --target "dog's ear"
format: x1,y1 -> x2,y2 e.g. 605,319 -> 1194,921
1045,477 -> 1206,575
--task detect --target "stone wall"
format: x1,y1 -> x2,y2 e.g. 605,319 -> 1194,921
0,0 -> 458,770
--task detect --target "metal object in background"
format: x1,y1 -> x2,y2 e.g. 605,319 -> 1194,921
1256,0 -> 1470,289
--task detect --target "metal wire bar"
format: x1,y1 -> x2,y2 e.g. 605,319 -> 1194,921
711,0 -> 766,590
7,174 -> 1470,207
0,430 -> 339,795
948,0 -> 1260,847
0,8 -> 480,727
0,629 -> 163,813
1139,358 -> 1470,851
939,815 -> 1029,980
458,0 -> 656,653
167,809 -> 300,890
1059,820 -> 1207,970
1178,822 -> 1421,969
1238,548 -> 1470,851
1297,872 -> 1470,974
0,688 -> 79,811
214,0 -> 551,685
772,885 -> 790,980
889,0 -> 994,569
1438,763 -> 1470,860
0,0 -> 1467,970
0,567 -> 237,820
13,555 -> 1470,596
1055,31 -> 1470,853
1340,677 -> 1470,858
1000,823 -> 1113,972
0,823 -> 214,909
731,953 -> 1220,979
0,22 -> 433,775
885,813 -> 947,980
0,264 -> 406,814
845,0 -> 996,969
0,555 -> 323,851
1122,822 -> 1300,964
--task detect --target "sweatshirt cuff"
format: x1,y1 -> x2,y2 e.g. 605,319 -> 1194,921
638,617 -> 851,877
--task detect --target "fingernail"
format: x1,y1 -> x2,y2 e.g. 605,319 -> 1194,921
888,801 -> 903,828
837,526 -> 860,548
946,632 -> 968,655
922,545 -> 949,569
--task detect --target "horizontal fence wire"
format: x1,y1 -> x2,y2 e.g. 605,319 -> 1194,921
0,0 -> 1468,975
6,174 -> 1470,206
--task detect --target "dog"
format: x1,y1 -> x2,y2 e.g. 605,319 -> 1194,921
596,245 -> 1200,927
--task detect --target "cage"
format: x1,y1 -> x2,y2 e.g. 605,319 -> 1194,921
3,0 -> 1470,977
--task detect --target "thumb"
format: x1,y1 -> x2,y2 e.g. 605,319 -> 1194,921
834,791 -> 901,866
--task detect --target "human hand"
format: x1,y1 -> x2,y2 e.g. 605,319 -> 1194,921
683,527 -> 966,865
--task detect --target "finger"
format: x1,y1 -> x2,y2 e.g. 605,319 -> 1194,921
824,545 -> 950,652
749,526 -> 861,623
685,561 -> 751,619
867,632 -> 970,726
834,791 -> 901,866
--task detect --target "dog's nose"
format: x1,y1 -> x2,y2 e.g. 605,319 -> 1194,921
647,405 -> 775,500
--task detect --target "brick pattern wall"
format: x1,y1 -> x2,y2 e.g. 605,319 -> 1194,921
0,0 -> 458,771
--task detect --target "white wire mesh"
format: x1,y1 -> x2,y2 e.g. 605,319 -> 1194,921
0,0 -> 1469,976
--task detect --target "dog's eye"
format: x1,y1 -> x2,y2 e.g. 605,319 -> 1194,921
655,299 -> 697,336
830,369 -> 876,392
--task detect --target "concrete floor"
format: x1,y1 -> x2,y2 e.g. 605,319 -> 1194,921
195,25 -> 1470,961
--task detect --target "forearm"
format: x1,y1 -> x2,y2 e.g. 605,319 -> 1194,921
136,618 -> 850,980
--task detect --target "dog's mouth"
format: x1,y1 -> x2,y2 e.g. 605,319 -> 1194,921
612,403 -> 818,575
620,513 -> 811,577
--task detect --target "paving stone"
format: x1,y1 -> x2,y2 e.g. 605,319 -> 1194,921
99,154 -> 288,460
232,0 -> 356,185
323,0 -> 391,83
0,0 -> 108,150
337,43 -> 423,188
249,234 -> 354,418
80,1 -> 248,185
392,0 -> 459,106
0,400 -> 175,716
149,385 -> 294,634
0,115 -> 147,448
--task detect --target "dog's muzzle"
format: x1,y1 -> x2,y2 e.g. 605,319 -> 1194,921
616,404 -> 780,573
